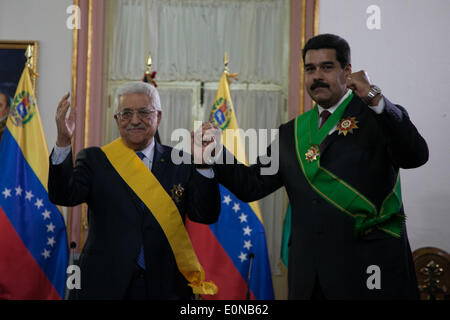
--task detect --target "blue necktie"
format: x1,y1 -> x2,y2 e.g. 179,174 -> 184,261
136,151 -> 145,161
136,152 -> 146,269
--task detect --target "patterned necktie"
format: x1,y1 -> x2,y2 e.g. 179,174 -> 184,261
135,151 -> 146,269
319,110 -> 331,129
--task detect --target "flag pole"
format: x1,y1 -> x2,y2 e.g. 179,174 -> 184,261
224,52 -> 229,73
142,51 -> 160,143
25,45 -> 33,69
25,45 -> 38,80
145,51 -> 152,81
223,52 -> 238,84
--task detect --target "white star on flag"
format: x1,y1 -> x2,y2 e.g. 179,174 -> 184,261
238,252 -> 247,262
34,198 -> 44,209
42,210 -> 51,220
47,237 -> 56,247
2,188 -> 11,199
223,195 -> 232,205
46,223 -> 56,233
25,190 -> 34,201
243,225 -> 252,236
238,213 -> 248,223
41,249 -> 51,259
232,202 -> 240,213
243,240 -> 253,250
15,186 -> 23,196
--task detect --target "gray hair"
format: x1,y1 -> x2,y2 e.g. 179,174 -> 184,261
114,82 -> 161,112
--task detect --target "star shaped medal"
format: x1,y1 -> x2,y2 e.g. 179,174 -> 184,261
305,145 -> 320,162
337,117 -> 359,136
170,184 -> 184,203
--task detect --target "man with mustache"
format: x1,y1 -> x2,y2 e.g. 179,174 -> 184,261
48,82 -> 221,299
213,34 -> 428,299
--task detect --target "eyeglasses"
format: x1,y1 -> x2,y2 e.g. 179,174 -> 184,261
115,107 -> 158,121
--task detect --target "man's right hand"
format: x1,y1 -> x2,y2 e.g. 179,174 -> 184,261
55,92 -> 75,147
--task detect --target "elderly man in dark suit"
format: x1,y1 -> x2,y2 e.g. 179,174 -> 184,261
212,34 -> 428,299
49,82 -> 220,300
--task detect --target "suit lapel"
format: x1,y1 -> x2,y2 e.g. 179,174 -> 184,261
151,142 -> 168,182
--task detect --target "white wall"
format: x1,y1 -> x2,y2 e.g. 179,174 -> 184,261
2,0 -> 448,254
319,0 -> 450,252
0,0 -> 73,150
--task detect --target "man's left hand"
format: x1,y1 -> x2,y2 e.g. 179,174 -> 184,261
346,70 -> 382,106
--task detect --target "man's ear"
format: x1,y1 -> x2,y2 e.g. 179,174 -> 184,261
156,111 -> 162,126
344,63 -> 352,76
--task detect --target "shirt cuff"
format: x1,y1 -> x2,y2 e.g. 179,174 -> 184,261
196,168 -> 215,179
51,145 -> 71,165
368,96 -> 385,114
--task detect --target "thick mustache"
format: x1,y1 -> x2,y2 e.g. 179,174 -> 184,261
126,125 -> 145,130
311,81 -> 329,91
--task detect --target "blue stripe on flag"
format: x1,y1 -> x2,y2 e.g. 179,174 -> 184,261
209,185 -> 274,299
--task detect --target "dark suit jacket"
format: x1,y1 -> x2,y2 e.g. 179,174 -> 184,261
215,96 -> 428,299
49,142 -> 220,300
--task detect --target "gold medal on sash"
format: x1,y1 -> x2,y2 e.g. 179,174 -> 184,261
337,117 -> 358,136
305,145 -> 320,162
171,184 -> 184,203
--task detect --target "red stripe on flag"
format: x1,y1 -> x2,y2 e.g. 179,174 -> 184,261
0,207 -> 61,300
186,218 -> 255,300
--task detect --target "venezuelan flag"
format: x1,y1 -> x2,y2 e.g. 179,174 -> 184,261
0,66 -> 68,299
186,71 -> 274,300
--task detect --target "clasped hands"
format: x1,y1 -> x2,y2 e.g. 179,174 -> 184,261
191,122 -> 222,166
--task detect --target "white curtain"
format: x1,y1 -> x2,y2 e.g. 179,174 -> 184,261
107,0 -> 289,276
158,87 -> 193,146
110,0 -> 289,85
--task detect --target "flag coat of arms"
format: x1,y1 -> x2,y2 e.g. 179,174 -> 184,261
0,66 -> 68,299
186,71 -> 274,300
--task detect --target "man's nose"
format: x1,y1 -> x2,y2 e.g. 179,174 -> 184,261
130,111 -> 141,123
312,68 -> 324,81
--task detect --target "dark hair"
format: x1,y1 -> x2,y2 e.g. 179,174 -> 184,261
302,33 -> 351,69
0,92 -> 10,108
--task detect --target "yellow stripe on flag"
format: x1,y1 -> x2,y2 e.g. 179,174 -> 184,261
7,66 -> 49,193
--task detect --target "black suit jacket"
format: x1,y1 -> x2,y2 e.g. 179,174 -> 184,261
49,142 -> 220,299
215,96 -> 428,299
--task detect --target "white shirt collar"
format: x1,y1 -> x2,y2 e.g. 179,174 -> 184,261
137,138 -> 155,162
317,89 -> 352,115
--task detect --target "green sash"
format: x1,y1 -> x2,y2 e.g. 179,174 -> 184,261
294,94 -> 404,238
